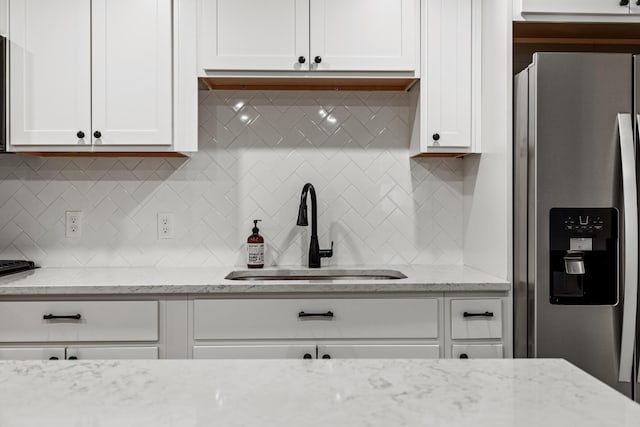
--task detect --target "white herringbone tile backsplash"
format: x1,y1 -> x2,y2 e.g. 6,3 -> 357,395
0,91 -> 463,267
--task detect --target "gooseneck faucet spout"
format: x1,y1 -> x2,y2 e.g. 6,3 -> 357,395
297,183 -> 333,268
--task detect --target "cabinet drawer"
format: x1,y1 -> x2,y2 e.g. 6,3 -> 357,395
452,344 -> 503,359
0,301 -> 158,342
194,298 -> 439,340
450,299 -> 502,339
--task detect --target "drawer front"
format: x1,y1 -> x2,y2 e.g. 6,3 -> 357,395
193,344 -> 317,360
0,301 -> 159,342
0,347 -> 65,360
319,344 -> 440,359
66,346 -> 159,360
450,299 -> 502,339
452,344 -> 503,359
194,298 -> 439,340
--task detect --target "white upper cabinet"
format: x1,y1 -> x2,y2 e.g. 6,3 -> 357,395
9,0 -> 91,146
91,0 -> 172,146
197,0 -> 418,74
9,0 -> 180,150
309,0 -> 417,72
410,0 -> 479,155
424,0 -> 472,149
198,0 -> 309,71
521,0 -> 631,15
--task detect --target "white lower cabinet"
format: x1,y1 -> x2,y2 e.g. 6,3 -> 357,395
193,297 -> 443,359
452,344 -> 503,359
0,346 -> 158,360
0,299 -> 161,360
193,344 -> 316,359
0,347 -> 66,360
444,294 -> 509,359
66,346 -> 159,360
318,343 -> 440,359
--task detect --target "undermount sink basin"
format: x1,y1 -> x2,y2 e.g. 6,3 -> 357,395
225,269 -> 407,281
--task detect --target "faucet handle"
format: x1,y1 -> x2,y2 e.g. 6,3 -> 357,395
319,241 -> 334,259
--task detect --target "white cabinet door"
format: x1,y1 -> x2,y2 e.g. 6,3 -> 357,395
91,0 -> 172,146
193,344 -> 316,359
198,0 -> 310,71
66,346 -> 159,360
631,2 -> 640,14
521,0 -> 630,15
309,0 -> 417,71
0,347 -> 65,360
9,0 -> 91,146
423,0 -> 472,148
452,344 -> 503,359
318,344 -> 440,359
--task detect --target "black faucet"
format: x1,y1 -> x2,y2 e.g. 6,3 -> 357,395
296,183 -> 333,268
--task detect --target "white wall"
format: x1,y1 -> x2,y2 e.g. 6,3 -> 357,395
463,0 -> 513,281
0,90 -> 464,267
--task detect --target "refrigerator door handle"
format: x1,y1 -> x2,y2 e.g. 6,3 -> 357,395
617,113 -> 638,383
637,113 -> 640,386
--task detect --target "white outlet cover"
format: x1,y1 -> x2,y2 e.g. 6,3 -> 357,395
65,211 -> 83,238
157,213 -> 175,239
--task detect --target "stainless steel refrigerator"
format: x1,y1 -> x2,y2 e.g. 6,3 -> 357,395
514,52 -> 640,401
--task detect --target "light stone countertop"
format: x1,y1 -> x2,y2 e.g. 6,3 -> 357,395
0,358 -> 638,426
0,264 -> 509,296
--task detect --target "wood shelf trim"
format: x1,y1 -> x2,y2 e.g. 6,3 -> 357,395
411,152 -> 468,158
199,77 -> 417,92
17,152 -> 188,158
514,37 -> 640,45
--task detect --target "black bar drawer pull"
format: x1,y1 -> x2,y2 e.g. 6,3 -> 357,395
298,311 -> 334,319
43,314 -> 81,320
463,311 -> 494,318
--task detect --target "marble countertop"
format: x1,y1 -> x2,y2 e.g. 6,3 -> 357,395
0,264 -> 509,295
0,359 -> 638,426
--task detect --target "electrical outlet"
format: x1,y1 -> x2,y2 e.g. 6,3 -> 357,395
157,213 -> 175,239
65,211 -> 83,238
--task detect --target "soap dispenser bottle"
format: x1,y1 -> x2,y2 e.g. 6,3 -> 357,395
247,219 -> 264,269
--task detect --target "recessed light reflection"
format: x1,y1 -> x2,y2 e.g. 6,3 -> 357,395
319,109 -> 328,118
240,115 -> 249,122
235,102 -> 244,110
327,115 -> 337,124
214,390 -> 224,408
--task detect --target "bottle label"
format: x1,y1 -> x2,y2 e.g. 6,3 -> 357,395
247,243 -> 264,265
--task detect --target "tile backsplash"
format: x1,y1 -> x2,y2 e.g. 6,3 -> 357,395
0,90 -> 463,267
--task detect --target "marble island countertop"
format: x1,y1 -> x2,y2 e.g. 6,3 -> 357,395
0,264 -> 509,295
0,358 -> 638,427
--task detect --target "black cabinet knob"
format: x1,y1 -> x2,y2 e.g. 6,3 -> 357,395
303,353 -> 313,359
322,354 -> 331,359
620,0 -> 629,5
48,356 -> 59,360
77,131 -> 85,139
432,133 -> 440,141
298,56 -> 306,64
459,353 -> 469,359
68,356 -> 78,360
93,131 -> 102,139
314,56 -> 322,64
636,0 -> 639,5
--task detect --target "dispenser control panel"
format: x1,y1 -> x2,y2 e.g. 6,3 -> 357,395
549,207 -> 618,306
561,215 -> 606,232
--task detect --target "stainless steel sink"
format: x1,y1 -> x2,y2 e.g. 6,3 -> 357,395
225,269 -> 407,281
